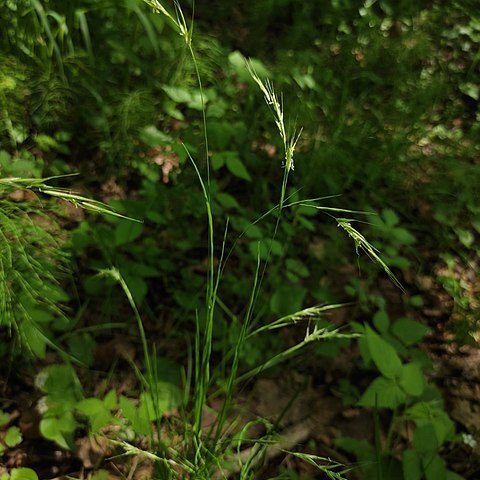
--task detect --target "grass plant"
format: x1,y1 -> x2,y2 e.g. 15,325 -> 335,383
0,1 -> 474,479
100,1 -> 380,477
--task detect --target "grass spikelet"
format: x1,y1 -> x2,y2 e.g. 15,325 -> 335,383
337,217 -> 404,291
246,60 -> 300,173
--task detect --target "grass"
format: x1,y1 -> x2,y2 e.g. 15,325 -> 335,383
94,1 -> 394,477
2,1 -> 473,479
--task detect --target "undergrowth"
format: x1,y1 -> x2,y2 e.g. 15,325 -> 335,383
0,1 -> 478,479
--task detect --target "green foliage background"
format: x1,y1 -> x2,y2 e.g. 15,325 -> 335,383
0,0 -> 478,478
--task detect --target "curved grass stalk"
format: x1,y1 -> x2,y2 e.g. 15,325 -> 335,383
0,175 -> 140,222
143,3 -> 215,448
235,325 -> 358,385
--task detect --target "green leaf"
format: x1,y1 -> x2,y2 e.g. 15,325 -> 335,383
68,333 -> 95,366
119,396 -> 150,436
406,401 -> 455,446
149,381 -> 183,412
373,309 -> 389,333
413,424 -> 439,453
226,155 -> 251,181
365,326 -> 402,379
5,426 -> 22,447
403,449 -> 423,480
119,396 -> 136,423
270,285 -> 306,317
39,417 -> 72,450
0,410 -> 10,427
455,228 -> 474,248
392,318 -> 430,346
335,436 -> 375,462
229,51 -> 271,82
399,363 -> 425,396
215,192 -> 240,209
285,258 -> 310,278
139,125 -> 173,146
114,220 -> 143,246
103,389 -> 117,410
424,453 -> 447,480
162,85 -> 192,103
76,398 -> 105,416
40,365 -> 81,401
10,469 -> 38,480
446,470 -> 467,480
460,82 -> 479,100
90,470 -> 109,480
358,376 -> 406,409
211,152 -> 226,170
382,208 -> 399,227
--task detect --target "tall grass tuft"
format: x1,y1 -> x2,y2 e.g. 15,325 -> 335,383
99,1 -> 403,477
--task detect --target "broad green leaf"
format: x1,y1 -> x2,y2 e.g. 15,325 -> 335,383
358,376 -> 406,409
139,125 -> 173,146
403,449 -> 423,480
0,410 -> 10,427
162,85 -> 192,103
119,396 -> 150,436
215,192 -> 240,209
68,333 -> 95,366
10,469 -> 38,480
406,401 -> 455,446
392,227 -> 416,245
211,152 -> 226,170
91,409 -> 113,432
365,326 -> 402,379
41,365 -> 81,400
249,238 -> 282,259
382,208 -> 399,227
103,389 -> 117,410
119,396 -> 136,424
76,398 -> 105,415
5,426 -> 22,447
229,51 -> 270,82
446,470 -> 467,480
424,453 -> 447,480
39,417 -> 71,449
149,381 -> 183,412
399,363 -> 425,396
392,318 -> 430,346
373,309 -> 389,333
460,82 -> 479,100
358,335 -> 372,365
334,436 -> 375,462
413,424 -> 439,453
285,258 -> 310,278
90,470 -> 109,480
114,220 -> 143,246
270,285 -> 306,317
186,91 -> 204,110
455,227 -> 474,248
226,155 -> 251,181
